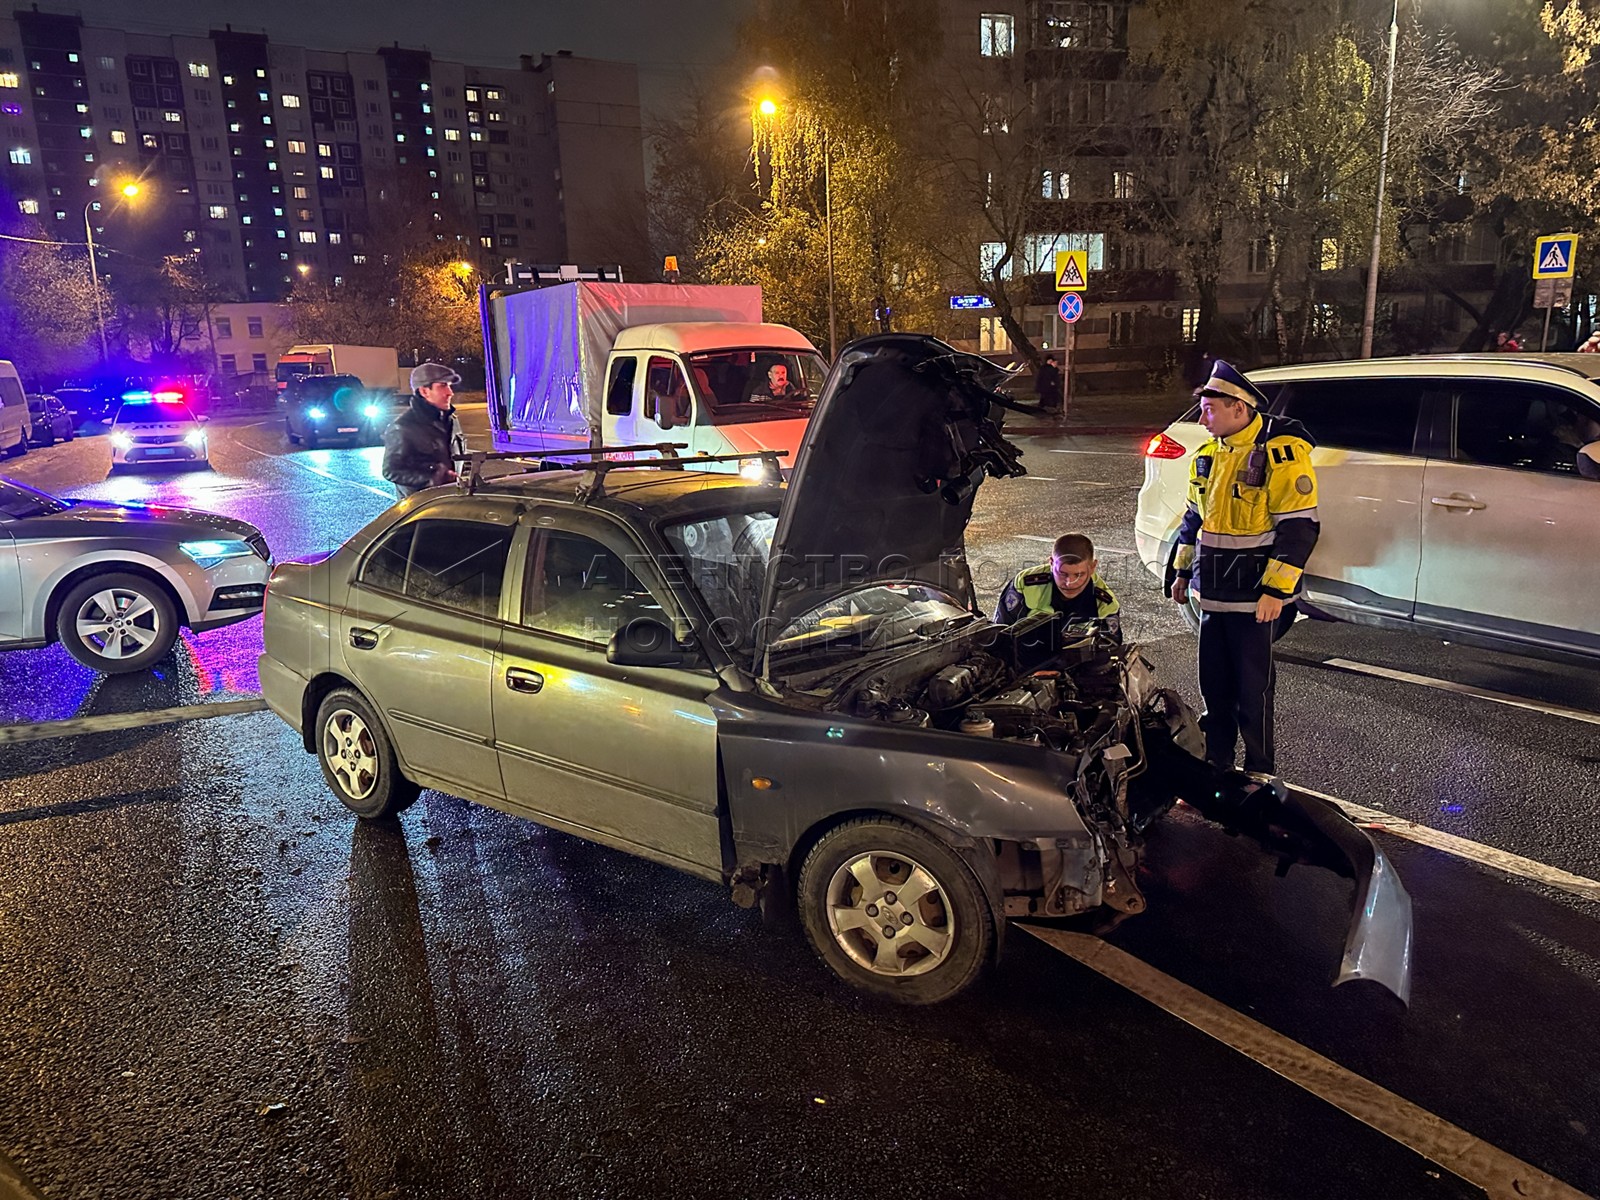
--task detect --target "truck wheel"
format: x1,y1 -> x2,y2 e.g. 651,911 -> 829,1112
55,572 -> 178,673
314,688 -> 421,819
797,817 -> 992,1004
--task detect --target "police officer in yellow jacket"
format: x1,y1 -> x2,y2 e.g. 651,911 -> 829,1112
995,532 -> 1122,643
1168,362 -> 1319,774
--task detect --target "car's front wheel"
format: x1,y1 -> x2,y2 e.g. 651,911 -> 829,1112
314,688 -> 421,819
55,572 -> 179,673
797,817 -> 993,1004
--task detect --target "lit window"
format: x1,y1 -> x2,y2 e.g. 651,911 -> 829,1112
281,94 -> 301,107
1042,170 -> 1070,199
328,232 -> 342,244
110,129 -> 127,144
79,126 -> 91,138
17,198 -> 37,214
444,128 -> 460,141
298,230 -> 317,243
317,142 -> 331,156
208,205 -> 228,219
68,53 -> 78,63
1112,170 -> 1136,200
258,91 -> 269,102
0,103 -> 17,115
465,88 -> 479,103
0,74 -> 18,89
1182,307 -> 1200,343
100,57 -> 116,70
229,122 -> 240,132
256,69 -> 266,79
980,13 -> 1015,56
276,229 -> 287,239
319,165 -> 334,179
76,103 -> 89,114
142,134 -> 158,148
1319,237 -> 1340,271
470,130 -> 484,142
486,89 -> 501,101
8,147 -> 30,164
287,140 -> 306,153
395,133 -> 405,143
353,254 -> 367,264
188,63 -> 210,78
292,186 -> 307,199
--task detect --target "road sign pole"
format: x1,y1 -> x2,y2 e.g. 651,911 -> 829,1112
1063,319 -> 1073,416
1541,302 -> 1553,352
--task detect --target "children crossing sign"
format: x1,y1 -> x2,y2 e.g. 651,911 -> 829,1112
1533,234 -> 1577,279
1054,249 -> 1088,291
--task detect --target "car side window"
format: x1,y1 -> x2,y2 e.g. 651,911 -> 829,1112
605,357 -> 637,416
1273,379 -> 1426,455
0,377 -> 23,409
642,357 -> 691,429
360,518 -> 515,618
1454,382 -> 1600,476
521,528 -> 667,644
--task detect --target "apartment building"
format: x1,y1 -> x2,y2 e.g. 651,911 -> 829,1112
0,9 -> 648,303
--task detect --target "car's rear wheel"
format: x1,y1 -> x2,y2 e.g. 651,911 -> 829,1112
797,817 -> 992,1004
314,688 -> 421,819
55,572 -> 179,673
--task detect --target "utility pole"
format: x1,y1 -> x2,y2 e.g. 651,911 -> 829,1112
1360,0 -> 1399,358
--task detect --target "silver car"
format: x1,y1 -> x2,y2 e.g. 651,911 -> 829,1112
259,335 -> 1413,1005
0,477 -> 270,672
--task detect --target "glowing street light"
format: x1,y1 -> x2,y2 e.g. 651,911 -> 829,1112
753,91 -> 836,360
84,176 -> 146,361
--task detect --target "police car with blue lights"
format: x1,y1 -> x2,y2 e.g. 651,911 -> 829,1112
106,390 -> 210,471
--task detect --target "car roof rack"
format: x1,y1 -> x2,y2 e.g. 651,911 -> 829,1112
454,443 -> 788,497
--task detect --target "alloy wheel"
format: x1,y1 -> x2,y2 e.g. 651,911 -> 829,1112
73,587 -> 163,662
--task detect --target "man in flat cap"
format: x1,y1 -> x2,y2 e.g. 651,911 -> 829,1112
383,362 -> 466,499
1167,361 -> 1320,777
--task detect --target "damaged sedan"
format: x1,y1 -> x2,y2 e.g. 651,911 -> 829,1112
258,333 -> 1412,1006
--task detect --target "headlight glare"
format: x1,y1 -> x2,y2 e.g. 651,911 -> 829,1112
184,430 -> 206,448
179,539 -> 256,568
110,432 -> 133,450
305,406 -> 326,420
363,403 -> 381,419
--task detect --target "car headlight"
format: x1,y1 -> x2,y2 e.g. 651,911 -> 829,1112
110,431 -> 133,451
179,539 -> 257,568
363,403 -> 381,419
305,406 -> 326,420
739,458 -> 781,482
184,429 -> 206,448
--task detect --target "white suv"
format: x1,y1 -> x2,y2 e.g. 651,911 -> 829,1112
1135,354 -> 1600,660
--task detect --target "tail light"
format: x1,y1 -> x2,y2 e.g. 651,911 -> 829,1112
1144,432 -> 1188,459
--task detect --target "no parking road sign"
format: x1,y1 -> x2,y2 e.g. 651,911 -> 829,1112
1058,293 -> 1083,323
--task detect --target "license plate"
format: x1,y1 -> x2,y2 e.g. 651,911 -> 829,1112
144,447 -> 174,456
337,426 -> 360,433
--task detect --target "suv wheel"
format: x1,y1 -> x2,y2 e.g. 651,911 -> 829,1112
55,572 -> 178,673
314,688 -> 421,819
797,817 -> 992,1004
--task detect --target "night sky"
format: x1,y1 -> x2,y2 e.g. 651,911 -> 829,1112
61,0 -> 746,119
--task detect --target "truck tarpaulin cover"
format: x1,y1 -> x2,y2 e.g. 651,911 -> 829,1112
488,282 -> 762,443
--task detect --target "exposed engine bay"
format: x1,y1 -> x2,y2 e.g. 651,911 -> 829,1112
767,609 -> 1413,1003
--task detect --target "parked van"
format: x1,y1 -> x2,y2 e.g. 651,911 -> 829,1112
0,361 -> 30,458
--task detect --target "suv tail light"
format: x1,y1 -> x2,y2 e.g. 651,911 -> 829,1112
1144,432 -> 1188,459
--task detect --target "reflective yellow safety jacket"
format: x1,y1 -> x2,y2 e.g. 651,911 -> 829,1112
1170,412 -> 1320,613
994,566 -> 1122,642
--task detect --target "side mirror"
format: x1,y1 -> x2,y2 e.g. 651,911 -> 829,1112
100,417 -> 113,425
607,617 -> 705,669
196,414 -> 210,424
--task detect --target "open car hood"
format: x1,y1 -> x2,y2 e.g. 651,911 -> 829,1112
755,334 -> 1025,667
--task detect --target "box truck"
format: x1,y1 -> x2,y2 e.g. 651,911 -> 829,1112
275,344 -> 403,393
482,282 -> 824,474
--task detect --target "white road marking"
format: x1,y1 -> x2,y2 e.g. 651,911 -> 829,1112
1319,657 -> 1600,728
1047,448 -> 1140,455
233,420 -> 396,499
1013,534 -> 1055,543
0,700 -> 268,745
1025,928 -> 1591,1200
1291,784 -> 1600,904
1017,475 -> 1059,481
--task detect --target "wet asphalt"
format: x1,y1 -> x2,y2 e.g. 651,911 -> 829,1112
0,406 -> 1595,1199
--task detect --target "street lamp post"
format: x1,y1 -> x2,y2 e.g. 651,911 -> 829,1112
756,94 -> 837,360
84,181 -> 141,362
1360,0 -> 1399,359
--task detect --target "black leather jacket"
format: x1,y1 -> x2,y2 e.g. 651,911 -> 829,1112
382,395 -> 465,497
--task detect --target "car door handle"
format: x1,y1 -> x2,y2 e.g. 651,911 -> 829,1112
1429,494 -> 1486,510
505,668 -> 544,694
349,627 -> 380,650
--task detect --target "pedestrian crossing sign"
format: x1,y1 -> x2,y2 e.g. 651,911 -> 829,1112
1054,249 -> 1089,292
1533,234 -> 1577,279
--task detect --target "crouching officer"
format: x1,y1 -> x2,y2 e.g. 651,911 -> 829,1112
995,532 -> 1122,643
1167,361 -> 1319,775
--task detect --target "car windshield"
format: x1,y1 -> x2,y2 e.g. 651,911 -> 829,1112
660,507 -> 780,655
114,401 -> 195,424
295,377 -> 365,401
685,350 -> 825,424
0,479 -> 70,520
770,584 -> 973,654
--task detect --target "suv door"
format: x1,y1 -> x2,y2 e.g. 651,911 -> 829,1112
1270,376 -> 1436,617
343,509 -> 519,799
1416,380 -> 1600,652
493,515 -> 723,878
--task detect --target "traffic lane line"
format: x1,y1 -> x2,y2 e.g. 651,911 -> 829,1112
1282,655 -> 1600,728
0,699 -> 268,745
1290,784 -> 1600,905
1024,928 -> 1592,1200
232,420 -> 396,499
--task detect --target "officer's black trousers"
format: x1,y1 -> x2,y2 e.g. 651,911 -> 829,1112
1197,607 -> 1293,774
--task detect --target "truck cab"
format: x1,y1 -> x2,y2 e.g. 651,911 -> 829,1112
601,323 -> 825,471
